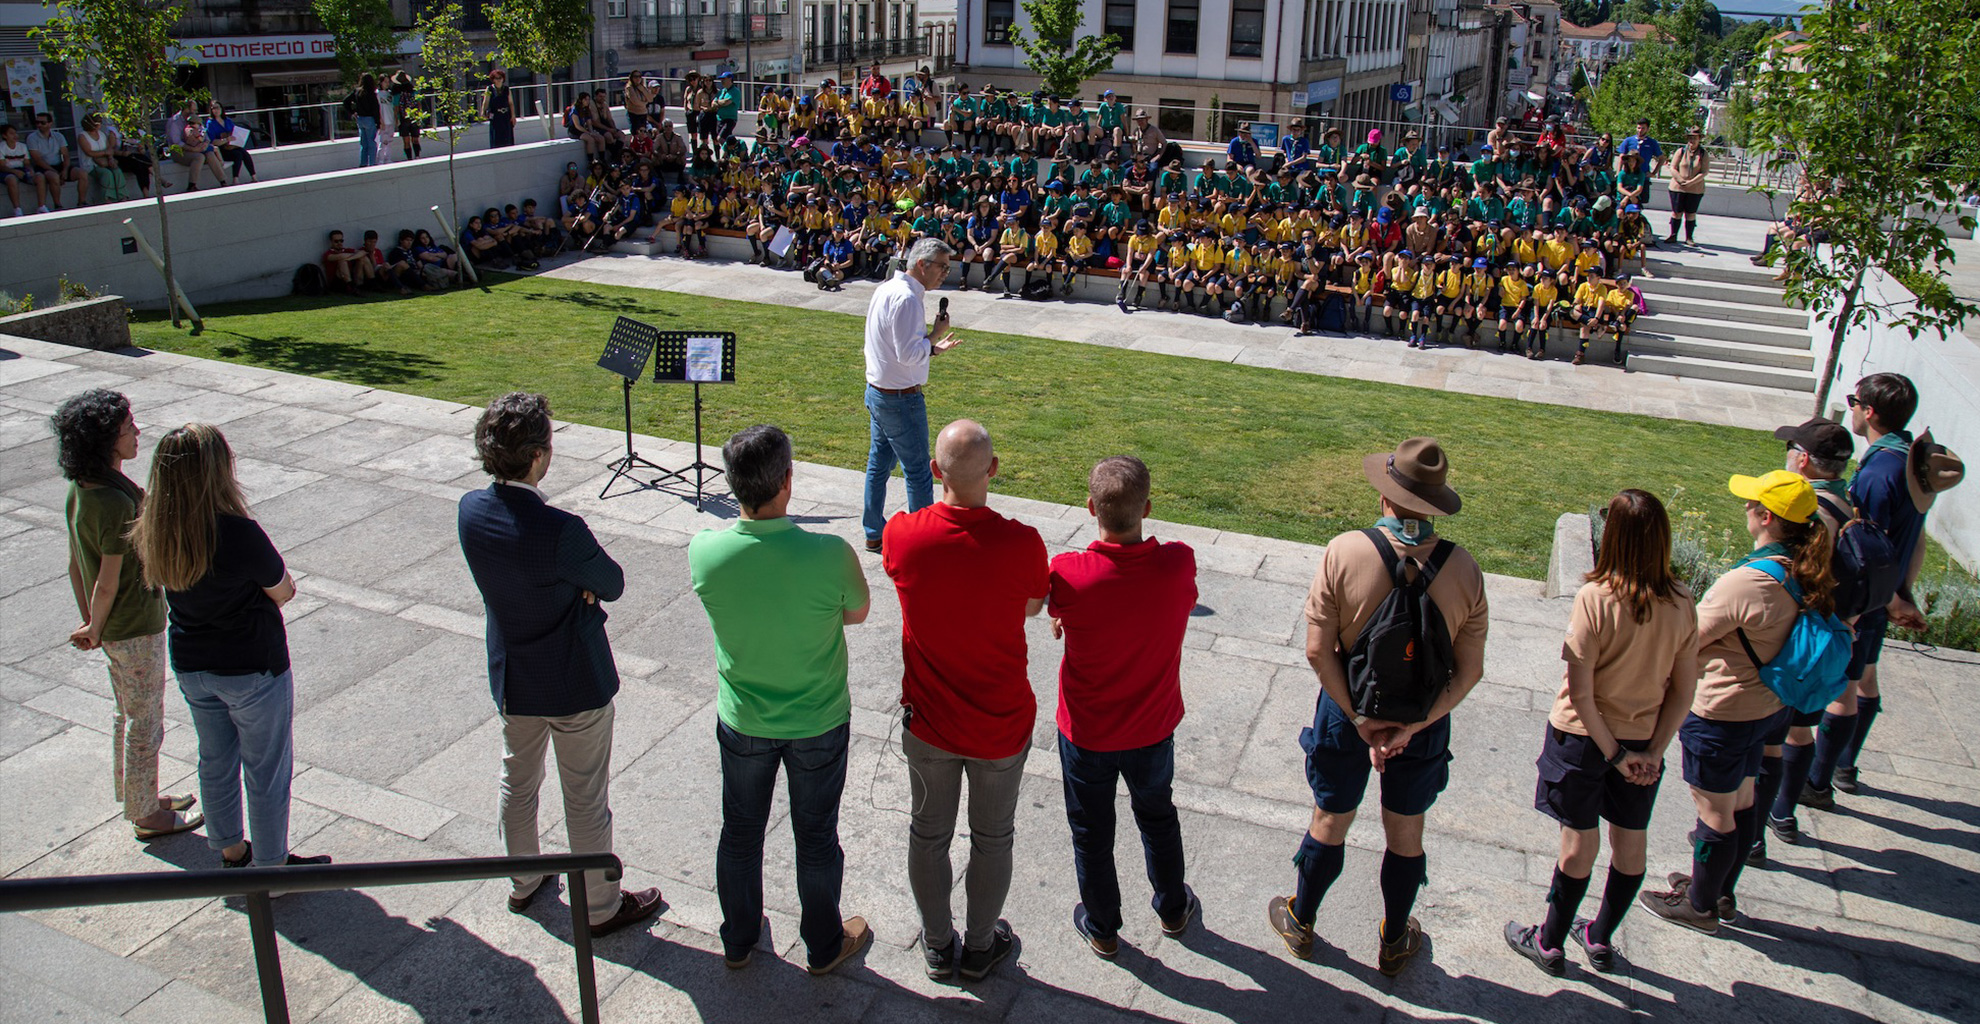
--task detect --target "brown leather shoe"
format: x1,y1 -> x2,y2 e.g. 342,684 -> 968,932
807,916 -> 872,975
590,887 -> 664,937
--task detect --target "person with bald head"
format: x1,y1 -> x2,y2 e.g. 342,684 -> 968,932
883,419 -> 1049,983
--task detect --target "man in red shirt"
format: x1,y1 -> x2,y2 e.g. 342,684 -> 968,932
883,419 -> 1047,982
1049,456 -> 1200,959
860,63 -> 892,100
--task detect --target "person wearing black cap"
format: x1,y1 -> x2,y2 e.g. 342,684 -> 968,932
1267,438 -> 1489,976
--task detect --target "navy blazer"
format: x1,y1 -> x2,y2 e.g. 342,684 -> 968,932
458,483 -> 626,717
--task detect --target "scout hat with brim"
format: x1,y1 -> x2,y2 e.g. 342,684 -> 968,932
1363,437 -> 1462,517
1907,429 -> 1965,512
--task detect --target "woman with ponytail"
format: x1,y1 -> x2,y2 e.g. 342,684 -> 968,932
1505,490 -> 1698,975
53,390 -> 202,840
1640,470 -> 1828,934
129,424 -> 328,872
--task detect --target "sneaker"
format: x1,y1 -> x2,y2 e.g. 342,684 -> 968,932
1661,873 -> 1736,924
1767,814 -> 1804,846
806,916 -> 872,976
1377,916 -> 1424,977
1502,921 -> 1565,977
921,930 -> 959,980
1572,352 -> 1586,366
1799,782 -> 1837,811
1834,766 -> 1860,793
1116,297 -> 1130,313
1747,838 -> 1768,868
1265,895 -> 1314,960
1159,885 -> 1200,937
1569,918 -> 1617,973
958,924 -> 1015,981
1639,885 -> 1721,934
1072,905 -> 1119,959
724,947 -> 752,970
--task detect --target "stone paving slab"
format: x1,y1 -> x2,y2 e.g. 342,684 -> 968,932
1,334 -> 1976,1023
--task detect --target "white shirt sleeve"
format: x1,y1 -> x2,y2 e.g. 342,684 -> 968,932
864,277 -> 931,388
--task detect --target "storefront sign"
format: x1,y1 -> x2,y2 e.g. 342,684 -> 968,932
691,49 -> 731,61
754,58 -> 792,75
173,33 -> 420,65
1306,78 -> 1342,104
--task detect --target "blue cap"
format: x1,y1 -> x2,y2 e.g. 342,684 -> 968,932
1047,180 -> 1066,190
1399,249 -> 1414,258
1375,209 -> 1392,224
1479,143 -> 1492,152
1473,257 -> 1488,268
1624,203 -> 1641,213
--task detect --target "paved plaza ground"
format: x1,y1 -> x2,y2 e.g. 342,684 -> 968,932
1,320 -> 1976,1022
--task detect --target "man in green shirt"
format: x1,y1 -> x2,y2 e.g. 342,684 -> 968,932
689,425 -> 873,976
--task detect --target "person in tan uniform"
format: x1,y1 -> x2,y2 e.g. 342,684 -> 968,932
1640,470 -> 1832,934
1505,490 -> 1698,976
1266,438 -> 1489,977
1665,127 -> 1711,246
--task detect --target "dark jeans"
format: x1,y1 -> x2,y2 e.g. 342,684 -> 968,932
1058,731 -> 1189,938
716,720 -> 850,966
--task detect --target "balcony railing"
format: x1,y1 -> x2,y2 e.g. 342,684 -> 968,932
631,12 -> 705,48
724,13 -> 784,42
803,36 -> 931,67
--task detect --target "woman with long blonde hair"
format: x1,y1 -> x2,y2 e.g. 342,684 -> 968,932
130,424 -> 328,871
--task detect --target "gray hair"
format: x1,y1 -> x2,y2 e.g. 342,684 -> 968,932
1804,452 -> 1848,479
721,424 -> 792,511
905,237 -> 952,271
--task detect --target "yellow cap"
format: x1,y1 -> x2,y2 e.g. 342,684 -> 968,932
1729,469 -> 1817,524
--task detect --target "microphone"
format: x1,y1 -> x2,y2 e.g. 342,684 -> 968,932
938,296 -> 949,319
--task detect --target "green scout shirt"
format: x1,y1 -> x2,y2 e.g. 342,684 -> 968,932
65,482 -> 166,643
688,517 -> 870,739
1098,101 -> 1124,130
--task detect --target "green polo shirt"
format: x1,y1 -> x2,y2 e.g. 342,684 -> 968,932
688,516 -> 869,739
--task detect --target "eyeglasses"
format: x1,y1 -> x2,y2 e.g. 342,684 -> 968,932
1846,394 -> 1864,408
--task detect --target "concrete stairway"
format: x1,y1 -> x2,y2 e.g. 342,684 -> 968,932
1626,255 -> 1817,392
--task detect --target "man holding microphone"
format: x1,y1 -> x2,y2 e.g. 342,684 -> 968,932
862,237 -> 964,553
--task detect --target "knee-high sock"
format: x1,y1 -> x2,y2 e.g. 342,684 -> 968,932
1838,696 -> 1881,771
1722,805 -> 1762,897
1752,754 -> 1785,835
1539,866 -> 1591,951
1587,867 -> 1644,945
1688,820 -> 1738,914
1379,850 -> 1428,942
1291,834 -> 1344,928
1773,742 -> 1816,820
1807,711 -> 1859,790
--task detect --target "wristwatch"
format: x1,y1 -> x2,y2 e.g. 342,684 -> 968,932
1352,715 -> 1368,727
1606,746 -> 1628,767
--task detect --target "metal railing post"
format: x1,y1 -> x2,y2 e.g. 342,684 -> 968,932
567,870 -> 600,1024
244,890 -> 292,1024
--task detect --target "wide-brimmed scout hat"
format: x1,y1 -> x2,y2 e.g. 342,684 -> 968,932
1907,429 -> 1965,512
1363,438 -> 1462,517
1730,469 -> 1816,524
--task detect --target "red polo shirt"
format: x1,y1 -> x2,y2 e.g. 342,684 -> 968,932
884,503 -> 1048,760
1049,538 -> 1197,751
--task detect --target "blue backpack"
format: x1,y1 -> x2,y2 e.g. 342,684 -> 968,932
1733,558 -> 1854,713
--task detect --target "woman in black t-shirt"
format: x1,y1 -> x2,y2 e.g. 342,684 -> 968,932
130,423 -> 328,871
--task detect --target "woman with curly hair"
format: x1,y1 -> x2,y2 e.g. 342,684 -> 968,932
129,423 -> 328,871
52,389 -> 202,840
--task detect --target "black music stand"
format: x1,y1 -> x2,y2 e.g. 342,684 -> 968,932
651,331 -> 737,510
597,316 -> 667,498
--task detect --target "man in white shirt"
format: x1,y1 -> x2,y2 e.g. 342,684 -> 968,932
862,237 -> 963,553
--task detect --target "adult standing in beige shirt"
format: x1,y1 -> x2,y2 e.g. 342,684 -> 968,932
1504,490 -> 1697,977
1665,127 -> 1711,246
1266,438 -> 1489,978
1640,470 -> 1832,935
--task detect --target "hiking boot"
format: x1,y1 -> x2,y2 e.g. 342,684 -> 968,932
1768,814 -> 1804,846
1502,921 -> 1565,977
1159,886 -> 1201,938
1569,917 -> 1617,973
1377,916 -> 1424,977
1637,887 -> 1720,935
1834,767 -> 1860,793
1799,783 -> 1836,811
1663,872 -> 1737,923
1072,905 -> 1119,960
1265,895 -> 1315,960
958,924 -> 1015,981
921,930 -> 958,980
1572,352 -> 1586,366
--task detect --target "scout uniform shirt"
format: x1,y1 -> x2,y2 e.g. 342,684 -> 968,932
1305,528 -> 1490,683
1497,271 -> 1531,307
1691,553 -> 1796,722
1551,580 -> 1699,741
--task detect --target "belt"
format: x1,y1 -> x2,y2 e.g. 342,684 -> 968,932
870,384 -> 923,395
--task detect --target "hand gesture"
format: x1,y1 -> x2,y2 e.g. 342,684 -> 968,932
1049,617 -> 1064,640
1888,595 -> 1926,631
1357,717 -> 1408,772
582,590 -> 598,606
69,621 -> 100,651
1618,751 -> 1662,785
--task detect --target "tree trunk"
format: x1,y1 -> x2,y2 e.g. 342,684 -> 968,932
156,188 -> 178,329
1810,261 -> 1867,417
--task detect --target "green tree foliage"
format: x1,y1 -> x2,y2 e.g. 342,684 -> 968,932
1570,63 -> 1591,95
1722,84 -> 1755,148
1711,18 -> 1772,70
1656,0 -> 1720,70
490,0 -> 592,75
1748,0 -> 1980,414
1012,0 -> 1121,98
1588,42 -> 1697,140
1614,0 -> 1662,23
417,2 -> 481,253
32,0 -> 202,328
1560,0 -> 1611,28
311,0 -> 401,87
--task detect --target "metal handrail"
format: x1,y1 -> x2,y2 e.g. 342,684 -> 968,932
0,851 -> 623,1024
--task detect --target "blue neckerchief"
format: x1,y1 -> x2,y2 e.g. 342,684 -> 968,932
1375,515 -> 1435,546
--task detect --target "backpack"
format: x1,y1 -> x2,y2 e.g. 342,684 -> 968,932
1733,558 -> 1854,714
291,262 -> 326,296
1020,278 -> 1052,300
1339,529 -> 1458,724
1317,293 -> 1347,333
1816,494 -> 1902,621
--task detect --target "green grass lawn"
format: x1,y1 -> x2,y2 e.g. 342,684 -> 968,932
131,273 -> 1785,579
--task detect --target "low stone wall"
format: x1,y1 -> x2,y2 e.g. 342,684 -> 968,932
0,296 -> 132,351
1544,511 -> 1594,599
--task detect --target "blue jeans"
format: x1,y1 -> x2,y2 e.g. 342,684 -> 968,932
1059,732 -> 1189,938
357,116 -> 378,166
862,385 -> 933,543
177,668 -> 295,867
715,720 -> 850,966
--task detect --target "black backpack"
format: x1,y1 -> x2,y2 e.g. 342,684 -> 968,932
291,263 -> 326,297
1340,529 -> 1458,724
1816,493 -> 1902,621
1021,278 -> 1052,300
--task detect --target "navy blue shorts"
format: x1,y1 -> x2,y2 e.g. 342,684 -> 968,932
1534,724 -> 1661,831
1847,608 -> 1889,680
1766,708 -> 1824,743
1680,709 -> 1790,793
1301,696 -> 1452,817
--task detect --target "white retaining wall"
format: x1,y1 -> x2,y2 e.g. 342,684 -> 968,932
1821,267 -> 1980,569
